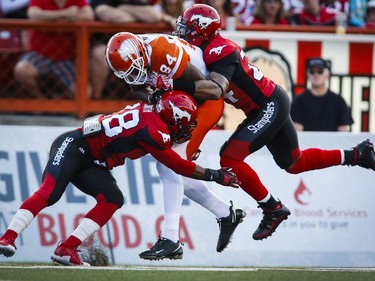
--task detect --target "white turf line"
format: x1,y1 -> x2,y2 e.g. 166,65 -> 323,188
0,265 -> 375,272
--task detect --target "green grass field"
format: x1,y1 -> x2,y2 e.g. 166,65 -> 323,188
0,264 -> 374,281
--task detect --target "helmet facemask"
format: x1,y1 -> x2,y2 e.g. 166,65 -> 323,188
174,17 -> 193,39
174,4 -> 222,47
170,119 -> 198,144
113,54 -> 148,85
174,16 -> 207,47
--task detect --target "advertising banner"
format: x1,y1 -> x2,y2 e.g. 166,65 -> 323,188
0,125 -> 374,267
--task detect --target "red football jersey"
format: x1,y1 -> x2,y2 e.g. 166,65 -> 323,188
85,103 -> 196,175
202,35 -> 277,116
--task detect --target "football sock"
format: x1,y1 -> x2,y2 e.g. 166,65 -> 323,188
156,161 -> 184,243
221,157 -> 269,201
163,213 -> 180,243
85,202 -> 120,227
6,209 -> 34,236
257,194 -> 280,209
69,218 -> 100,246
19,192 -> 48,217
287,148 -> 342,174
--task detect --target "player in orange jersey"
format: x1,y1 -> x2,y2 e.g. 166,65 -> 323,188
105,32 -> 246,259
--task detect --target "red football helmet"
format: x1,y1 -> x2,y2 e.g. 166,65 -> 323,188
155,91 -> 198,144
105,32 -> 149,85
174,4 -> 221,47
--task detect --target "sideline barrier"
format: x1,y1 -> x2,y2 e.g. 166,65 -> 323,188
0,125 -> 374,266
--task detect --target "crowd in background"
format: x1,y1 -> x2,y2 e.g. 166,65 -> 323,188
0,0 -> 373,132
1,0 -> 375,28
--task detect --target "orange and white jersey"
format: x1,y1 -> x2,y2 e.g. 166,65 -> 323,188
138,34 -> 222,161
138,33 -> 208,88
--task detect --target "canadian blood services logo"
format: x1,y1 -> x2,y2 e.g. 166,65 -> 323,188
294,179 -> 312,205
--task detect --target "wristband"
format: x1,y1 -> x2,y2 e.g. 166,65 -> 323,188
204,168 -> 218,182
173,80 -> 196,96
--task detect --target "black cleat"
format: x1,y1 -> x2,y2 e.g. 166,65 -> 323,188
216,201 -> 246,252
253,202 -> 290,240
0,237 -> 16,257
353,139 -> 375,171
139,237 -> 183,260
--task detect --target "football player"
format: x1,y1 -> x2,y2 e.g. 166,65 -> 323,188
105,32 -> 246,260
0,92 -> 239,266
174,4 -> 375,240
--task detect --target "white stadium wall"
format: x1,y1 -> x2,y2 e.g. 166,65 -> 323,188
0,125 -> 374,267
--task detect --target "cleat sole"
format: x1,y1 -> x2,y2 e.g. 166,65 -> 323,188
51,255 -> 91,267
139,253 -> 183,261
253,213 -> 290,241
0,245 -> 16,257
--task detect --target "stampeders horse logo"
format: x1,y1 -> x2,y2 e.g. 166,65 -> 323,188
190,14 -> 220,29
209,45 -> 227,56
158,131 -> 171,143
118,38 -> 140,62
294,179 -> 312,205
169,101 -> 191,122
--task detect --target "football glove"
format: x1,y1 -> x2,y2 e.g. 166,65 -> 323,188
148,71 -> 173,90
205,167 -> 240,188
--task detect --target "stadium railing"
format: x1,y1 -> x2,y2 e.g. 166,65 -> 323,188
0,19 -> 374,119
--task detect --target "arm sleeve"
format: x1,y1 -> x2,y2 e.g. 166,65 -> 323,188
140,141 -> 197,177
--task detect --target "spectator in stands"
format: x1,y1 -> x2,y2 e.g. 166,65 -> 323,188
291,57 -> 353,131
282,0 -> 303,12
365,0 -> 375,28
320,0 -> 348,13
347,0 -> 366,27
90,0 -> 163,23
231,0 -> 256,24
0,0 -> 28,18
289,0 -> 338,25
13,0 -> 94,99
204,0 -> 239,28
244,0 -> 290,24
155,0 -> 185,28
89,0 -> 167,99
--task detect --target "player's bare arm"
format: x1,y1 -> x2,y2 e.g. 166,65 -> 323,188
180,62 -> 206,81
193,72 -> 229,100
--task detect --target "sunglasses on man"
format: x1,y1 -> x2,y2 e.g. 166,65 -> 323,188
308,69 -> 324,75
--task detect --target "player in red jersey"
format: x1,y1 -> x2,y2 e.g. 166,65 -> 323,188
105,32 -> 246,259
174,4 -> 375,240
0,92 -> 240,266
